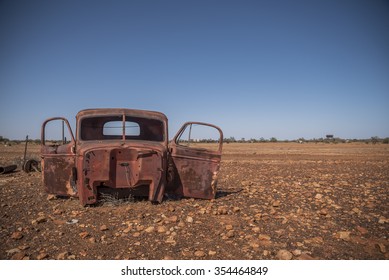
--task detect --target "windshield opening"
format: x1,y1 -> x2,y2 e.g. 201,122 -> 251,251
80,115 -> 164,142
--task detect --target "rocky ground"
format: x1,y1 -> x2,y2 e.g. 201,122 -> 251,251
0,142 -> 388,260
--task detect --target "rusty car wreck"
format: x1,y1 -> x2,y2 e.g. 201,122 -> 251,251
41,108 -> 223,206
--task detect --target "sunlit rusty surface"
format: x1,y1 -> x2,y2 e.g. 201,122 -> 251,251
41,109 -> 223,206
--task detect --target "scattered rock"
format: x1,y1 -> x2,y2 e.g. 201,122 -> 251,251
378,216 -> 388,224
66,219 -> 79,224
194,250 -> 205,257
297,253 -> 315,260
57,252 -> 69,260
79,231 -> 90,239
166,216 -> 178,223
272,200 -> 281,207
356,226 -> 368,235
225,224 -> 233,230
100,225 -> 109,231
144,226 -> 155,233
47,194 -> 57,201
186,216 -> 193,223
11,252 -> 26,260
208,250 -> 217,256
276,250 -> 293,260
292,249 -> 302,256
258,234 -> 271,241
319,209 -> 328,216
6,248 -> 21,255
11,232 -> 23,240
36,216 -> 47,223
157,226 -> 167,233
376,243 -> 386,254
37,253 -> 49,260
336,231 -> 351,241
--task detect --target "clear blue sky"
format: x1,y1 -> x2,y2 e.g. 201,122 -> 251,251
1,0 -> 388,140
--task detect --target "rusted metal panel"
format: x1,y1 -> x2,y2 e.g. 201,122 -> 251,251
168,122 -> 223,199
41,109 -> 222,206
41,117 -> 76,197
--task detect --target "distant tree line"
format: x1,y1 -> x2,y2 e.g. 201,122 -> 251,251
222,136 -> 389,144
1,135 -> 388,145
0,136 -> 41,145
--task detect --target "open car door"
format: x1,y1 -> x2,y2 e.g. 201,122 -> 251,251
41,117 -> 77,196
168,122 -> 223,199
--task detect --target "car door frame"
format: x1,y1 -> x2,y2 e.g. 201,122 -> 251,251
168,122 -> 223,199
41,117 -> 77,196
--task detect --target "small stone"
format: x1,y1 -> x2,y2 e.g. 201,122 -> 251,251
133,232 -> 141,237
123,227 -> 132,234
80,251 -> 87,257
165,236 -> 176,244
377,243 -> 386,254
53,209 -> 63,215
53,219 -> 66,225
226,230 -> 235,238
194,250 -> 205,257
144,226 -> 155,233
57,252 -> 69,260
164,255 -> 174,260
319,209 -> 328,216
208,250 -> 217,256
336,231 -> 351,241
249,241 -> 260,248
186,216 -> 193,223
378,216 -> 388,224
157,226 -> 167,233
315,194 -> 323,200
6,248 -> 21,255
66,219 -> 78,224
225,224 -> 233,230
292,249 -> 302,256
297,253 -> 315,260
100,225 -> 109,231
217,207 -> 228,215
356,226 -> 368,235
258,234 -> 271,241
277,249 -> 293,260
252,227 -> 261,233
79,231 -> 90,239
11,232 -> 23,240
88,237 -> 96,243
233,207 -> 241,212
166,216 -> 178,223
272,200 -> 281,207
11,252 -> 26,260
37,253 -> 49,260
47,194 -> 57,201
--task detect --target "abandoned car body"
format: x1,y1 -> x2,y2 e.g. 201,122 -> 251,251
41,108 -> 223,206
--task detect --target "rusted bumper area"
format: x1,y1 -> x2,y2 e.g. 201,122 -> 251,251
78,146 -> 165,206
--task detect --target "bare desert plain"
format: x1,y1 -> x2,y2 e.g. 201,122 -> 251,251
0,142 -> 388,260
